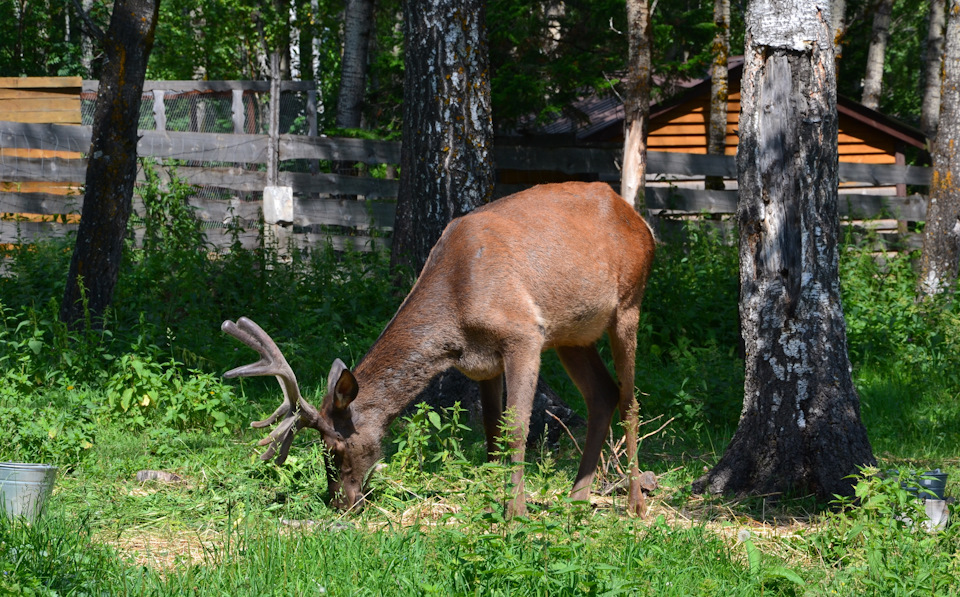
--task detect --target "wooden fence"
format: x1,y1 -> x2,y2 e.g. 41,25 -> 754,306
0,80 -> 933,253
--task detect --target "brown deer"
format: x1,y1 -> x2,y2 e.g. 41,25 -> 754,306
222,181 -> 656,516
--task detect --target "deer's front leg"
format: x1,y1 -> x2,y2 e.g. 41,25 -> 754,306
501,345 -> 541,518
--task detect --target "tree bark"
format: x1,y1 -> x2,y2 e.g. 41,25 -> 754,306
705,0 -> 730,191
336,0 -> 376,131
921,0 -> 947,141
60,0 -> 159,329
694,0 -> 874,502
621,0 -> 652,214
918,0 -> 960,297
830,0 -> 847,60
391,0 -> 494,276
861,0 -> 893,110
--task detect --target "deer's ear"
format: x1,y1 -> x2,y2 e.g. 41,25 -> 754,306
328,358 -> 359,411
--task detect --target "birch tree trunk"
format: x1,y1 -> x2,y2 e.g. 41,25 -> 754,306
861,0 -> 893,110
918,0 -> 960,296
391,0 -> 494,276
61,0 -> 159,329
621,0 -> 652,214
693,0 -> 874,501
921,0 -> 946,140
705,0 -> 730,191
830,0 -> 847,59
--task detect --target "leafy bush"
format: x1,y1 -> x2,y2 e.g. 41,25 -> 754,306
104,350 -> 240,432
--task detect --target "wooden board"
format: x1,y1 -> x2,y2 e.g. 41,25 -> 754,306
0,77 -> 82,89
0,97 -> 80,112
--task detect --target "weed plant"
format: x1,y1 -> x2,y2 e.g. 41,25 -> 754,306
1,173 -> 959,594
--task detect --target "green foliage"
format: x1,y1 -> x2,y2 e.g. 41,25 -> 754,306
801,467 -> 960,594
838,0 -> 931,127
0,511 -> 154,595
104,350 -> 240,433
488,0 -> 627,130
638,222 -> 743,437
0,0 -> 110,77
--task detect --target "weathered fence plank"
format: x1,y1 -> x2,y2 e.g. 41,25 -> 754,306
0,191 -> 83,214
81,80 -> 316,93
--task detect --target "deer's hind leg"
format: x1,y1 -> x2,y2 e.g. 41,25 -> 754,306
556,344 -> 621,504
609,305 -> 645,516
478,374 -> 504,460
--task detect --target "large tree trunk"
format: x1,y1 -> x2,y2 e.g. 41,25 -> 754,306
705,0 -> 730,191
621,0 -> 652,214
60,0 -> 159,329
391,0 -> 494,276
861,0 -> 893,110
918,0 -> 960,296
921,0 -> 946,140
694,0 -> 874,502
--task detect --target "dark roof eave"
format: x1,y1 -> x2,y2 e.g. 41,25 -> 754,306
836,97 -> 927,150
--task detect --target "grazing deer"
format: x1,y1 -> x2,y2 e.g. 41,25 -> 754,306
222,181 -> 656,516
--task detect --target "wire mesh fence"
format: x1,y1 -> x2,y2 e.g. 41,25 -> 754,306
73,84 -> 332,249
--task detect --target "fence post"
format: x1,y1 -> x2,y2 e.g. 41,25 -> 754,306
152,90 -> 166,131
267,52 -> 280,187
231,89 -> 244,134
307,87 -> 318,174
263,52 -> 293,244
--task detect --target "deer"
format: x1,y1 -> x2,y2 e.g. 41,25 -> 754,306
221,181 -> 657,517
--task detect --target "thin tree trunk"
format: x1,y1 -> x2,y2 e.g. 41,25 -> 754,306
705,0 -> 730,191
61,0 -> 159,329
391,0 -> 494,276
861,0 -> 893,110
274,0 -> 292,80
918,0 -> 960,297
621,0 -> 652,215
694,0 -> 874,502
921,0 -> 946,141
831,0 -> 847,60
336,0 -> 376,130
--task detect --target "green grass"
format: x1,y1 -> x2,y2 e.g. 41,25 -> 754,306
2,181 -> 960,595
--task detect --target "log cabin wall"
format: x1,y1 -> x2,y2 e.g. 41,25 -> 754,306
0,77 -> 84,239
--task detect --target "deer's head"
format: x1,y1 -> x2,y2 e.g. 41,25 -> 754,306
318,359 -> 380,510
221,318 -> 377,511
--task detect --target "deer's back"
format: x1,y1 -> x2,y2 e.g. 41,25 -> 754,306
416,182 -> 655,349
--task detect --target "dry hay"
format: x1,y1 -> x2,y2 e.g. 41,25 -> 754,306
100,528 -> 223,572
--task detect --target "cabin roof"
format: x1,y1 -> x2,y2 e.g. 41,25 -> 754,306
534,57 -> 926,154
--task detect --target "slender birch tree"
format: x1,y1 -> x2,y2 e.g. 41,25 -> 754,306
918,0 -> 960,296
861,0 -> 893,110
705,0 -> 731,191
921,0 -> 946,140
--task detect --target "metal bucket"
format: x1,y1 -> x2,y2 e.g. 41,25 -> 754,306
0,462 -> 58,522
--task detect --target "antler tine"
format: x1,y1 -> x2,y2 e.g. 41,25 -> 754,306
221,317 -> 295,380
256,415 -> 304,464
221,317 -> 305,429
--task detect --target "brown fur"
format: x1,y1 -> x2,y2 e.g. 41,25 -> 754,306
225,181 -> 656,516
